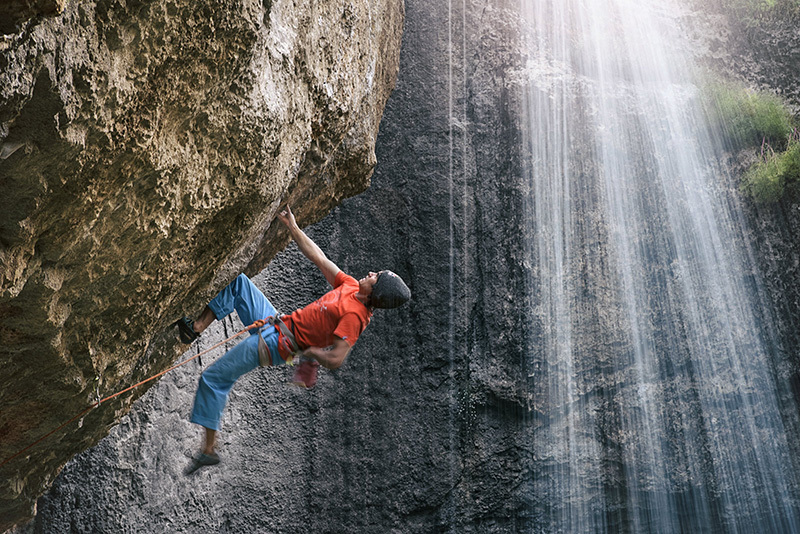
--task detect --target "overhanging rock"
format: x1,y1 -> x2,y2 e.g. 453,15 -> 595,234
0,0 -> 403,529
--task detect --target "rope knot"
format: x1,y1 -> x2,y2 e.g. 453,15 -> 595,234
252,319 -> 266,329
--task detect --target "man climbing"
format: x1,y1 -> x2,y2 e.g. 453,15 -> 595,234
176,205 -> 411,474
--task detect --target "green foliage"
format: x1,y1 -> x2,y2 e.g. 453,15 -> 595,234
702,78 -> 800,202
702,79 -> 793,150
694,6 -> 800,203
742,138 -> 800,202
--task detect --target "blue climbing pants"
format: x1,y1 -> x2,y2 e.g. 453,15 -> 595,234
190,274 -> 282,431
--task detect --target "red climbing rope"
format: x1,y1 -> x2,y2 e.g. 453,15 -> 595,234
0,318 -> 268,469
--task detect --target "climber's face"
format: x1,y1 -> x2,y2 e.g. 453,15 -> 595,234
358,271 -> 381,296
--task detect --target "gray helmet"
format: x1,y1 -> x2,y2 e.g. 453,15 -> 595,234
371,271 -> 411,309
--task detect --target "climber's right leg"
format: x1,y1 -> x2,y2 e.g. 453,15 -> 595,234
203,274 -> 277,333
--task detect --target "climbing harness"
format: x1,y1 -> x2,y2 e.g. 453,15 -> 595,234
257,315 -> 301,367
0,317 -> 270,469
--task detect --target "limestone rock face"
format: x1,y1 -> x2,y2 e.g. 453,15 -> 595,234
11,1 -> 800,533
12,0 -> 534,531
0,0 -> 67,36
685,1 -> 800,109
0,0 -> 402,529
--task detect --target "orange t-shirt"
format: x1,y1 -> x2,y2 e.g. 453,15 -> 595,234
278,271 -> 372,359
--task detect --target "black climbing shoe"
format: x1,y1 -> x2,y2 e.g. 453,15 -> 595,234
175,317 -> 200,344
184,452 -> 220,475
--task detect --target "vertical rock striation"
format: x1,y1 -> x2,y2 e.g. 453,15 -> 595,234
0,0 -> 402,529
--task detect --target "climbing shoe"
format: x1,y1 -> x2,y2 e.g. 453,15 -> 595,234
184,452 -> 220,475
175,317 -> 200,344
291,358 -> 319,389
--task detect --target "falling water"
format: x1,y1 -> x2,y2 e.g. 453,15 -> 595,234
520,0 -> 800,531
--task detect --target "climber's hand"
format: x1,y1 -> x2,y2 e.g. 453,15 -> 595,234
278,205 -> 298,229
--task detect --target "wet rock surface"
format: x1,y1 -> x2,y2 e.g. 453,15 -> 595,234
9,0 -> 800,532
0,0 -> 402,529
684,1 -> 800,109
685,0 -> 800,466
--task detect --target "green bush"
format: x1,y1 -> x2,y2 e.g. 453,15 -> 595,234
703,80 -> 793,149
742,139 -> 800,202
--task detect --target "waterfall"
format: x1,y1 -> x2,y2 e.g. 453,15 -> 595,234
520,0 -> 800,531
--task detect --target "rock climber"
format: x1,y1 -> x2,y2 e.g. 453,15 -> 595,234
176,205 -> 411,474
